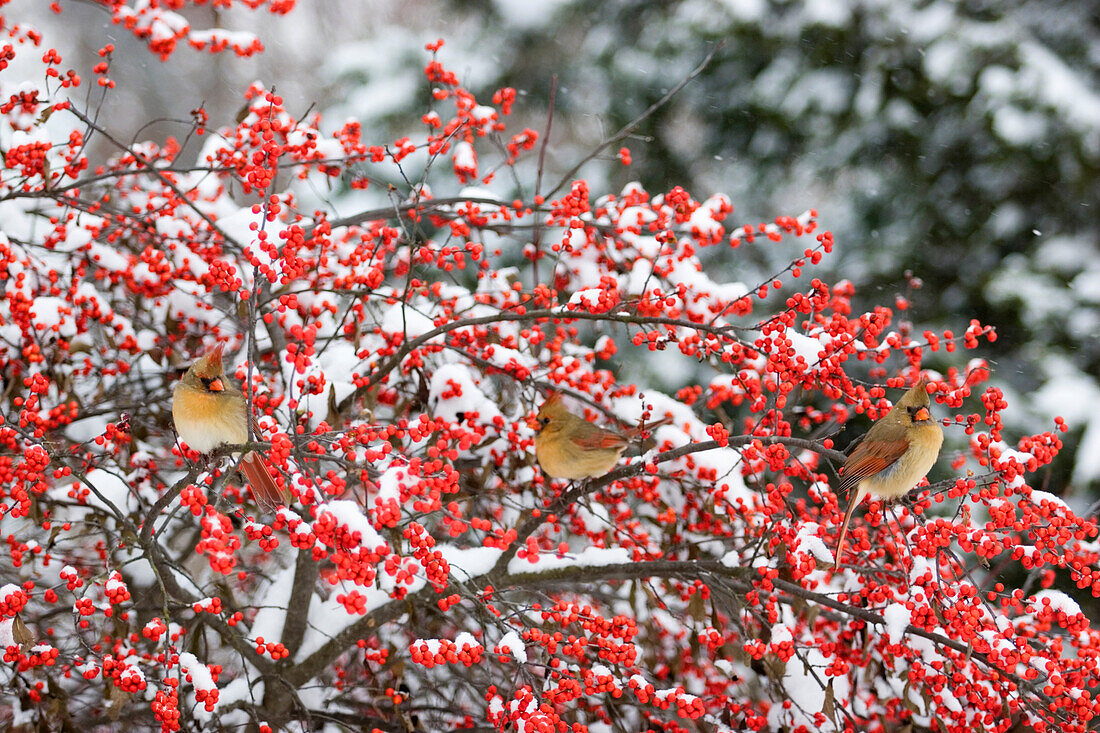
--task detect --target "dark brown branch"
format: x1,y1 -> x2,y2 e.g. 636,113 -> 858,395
133,447 -> 277,673
489,434 -> 845,580
280,548 -> 320,660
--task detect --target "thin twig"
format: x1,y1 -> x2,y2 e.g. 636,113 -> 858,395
531,75 -> 557,288
544,42 -> 725,200
65,105 -> 247,252
337,306 -> 756,412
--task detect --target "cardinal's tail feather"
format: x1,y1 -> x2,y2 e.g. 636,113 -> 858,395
833,485 -> 866,571
240,452 -> 286,512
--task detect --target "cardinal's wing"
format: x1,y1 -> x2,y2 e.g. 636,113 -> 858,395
569,427 -> 629,451
837,437 -> 909,496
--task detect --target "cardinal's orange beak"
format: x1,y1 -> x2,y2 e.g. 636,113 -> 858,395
913,406 -> 930,422
208,377 -> 225,392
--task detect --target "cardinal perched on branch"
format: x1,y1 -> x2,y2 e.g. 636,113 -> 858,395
172,343 -> 286,510
833,377 -> 943,570
533,391 -> 671,480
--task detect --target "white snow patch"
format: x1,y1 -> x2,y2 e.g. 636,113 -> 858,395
491,0 -> 572,29
319,500 -> 386,549
179,652 -> 217,693
83,468 -> 137,514
438,545 -> 503,580
429,363 -> 503,426
380,303 -> 436,340
0,618 -> 14,646
507,546 -> 630,575
567,288 -> 605,310
1031,590 -> 1083,619
1028,489 -> 1071,514
794,522 -> 833,564
882,603 -> 911,644
496,630 -> 528,663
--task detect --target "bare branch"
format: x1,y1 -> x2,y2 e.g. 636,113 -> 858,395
544,42 -> 726,200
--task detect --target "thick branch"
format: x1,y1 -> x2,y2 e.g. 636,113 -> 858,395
310,196 -> 537,237
280,548 -> 320,660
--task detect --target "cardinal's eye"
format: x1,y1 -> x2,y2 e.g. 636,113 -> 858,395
539,417 -> 550,427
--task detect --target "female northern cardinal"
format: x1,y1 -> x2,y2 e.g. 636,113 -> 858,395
172,344 -> 285,510
533,392 -> 670,480
833,377 -> 943,570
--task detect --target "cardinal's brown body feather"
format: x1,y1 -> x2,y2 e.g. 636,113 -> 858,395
833,379 -> 943,570
534,392 -> 668,480
172,344 -> 286,510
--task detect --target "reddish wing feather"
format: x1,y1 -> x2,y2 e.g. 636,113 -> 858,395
838,438 -> 910,495
570,415 -> 670,450
570,430 -> 629,451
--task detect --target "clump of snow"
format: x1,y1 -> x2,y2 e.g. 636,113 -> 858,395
767,644 -> 849,731
686,194 -> 728,238
459,186 -> 501,202
1031,590 -> 1083,619
248,565 -> 296,648
1027,489 -> 1071,513
380,303 -> 436,339
769,624 -> 792,646
720,549 -> 741,568
785,331 -> 826,366
490,0 -> 572,29
1074,424 -> 1100,486
116,659 -> 146,688
179,652 -> 217,693
716,0 -> 765,22
0,618 -> 14,646
82,468 -> 139,515
319,500 -> 385,549
794,523 -> 833,565
429,363 -> 503,426
437,545 -> 503,580
105,572 -> 127,596
992,106 -> 1048,146
454,631 -> 481,650
496,631 -> 528,663
452,141 -> 477,171
376,466 -> 406,505
507,546 -> 630,575
1032,356 -> 1100,426
882,603 -> 911,644
567,288 -> 605,310
28,297 -> 76,338
802,0 -> 851,27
